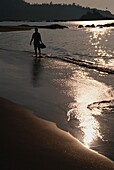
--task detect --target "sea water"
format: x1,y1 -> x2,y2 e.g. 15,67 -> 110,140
0,20 -> 114,161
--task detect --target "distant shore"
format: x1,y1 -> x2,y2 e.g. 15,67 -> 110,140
0,24 -> 68,32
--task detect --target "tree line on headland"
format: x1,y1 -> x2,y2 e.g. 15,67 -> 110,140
0,0 -> 114,21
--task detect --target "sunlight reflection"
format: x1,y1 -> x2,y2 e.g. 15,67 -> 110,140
67,74 -> 113,148
68,20 -> 114,27
75,85 -> 102,148
87,27 -> 114,69
81,117 -> 102,148
89,28 -> 112,58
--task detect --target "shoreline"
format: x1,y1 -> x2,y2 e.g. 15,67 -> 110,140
0,97 -> 114,169
0,24 -> 68,32
0,20 -> 114,32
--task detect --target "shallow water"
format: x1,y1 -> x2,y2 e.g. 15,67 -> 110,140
0,20 -> 114,160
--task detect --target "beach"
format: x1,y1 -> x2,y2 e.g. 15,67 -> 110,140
0,98 -> 114,169
0,21 -> 114,169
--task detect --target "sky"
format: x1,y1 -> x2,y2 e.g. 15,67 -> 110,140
25,0 -> 114,14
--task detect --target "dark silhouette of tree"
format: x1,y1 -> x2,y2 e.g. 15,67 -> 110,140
79,10 -> 107,20
0,0 -> 114,21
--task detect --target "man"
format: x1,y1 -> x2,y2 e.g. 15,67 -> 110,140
30,27 -> 42,57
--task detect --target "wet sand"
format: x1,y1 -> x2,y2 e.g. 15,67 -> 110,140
0,98 -> 114,170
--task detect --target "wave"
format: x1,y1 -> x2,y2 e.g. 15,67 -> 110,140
48,55 -> 114,74
87,100 -> 114,114
0,47 -> 114,74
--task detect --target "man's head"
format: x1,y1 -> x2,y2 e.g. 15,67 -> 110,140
35,27 -> 38,32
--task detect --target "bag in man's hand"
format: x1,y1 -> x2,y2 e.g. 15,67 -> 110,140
40,43 -> 46,49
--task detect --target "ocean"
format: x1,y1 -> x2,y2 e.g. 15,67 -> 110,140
0,20 -> 114,161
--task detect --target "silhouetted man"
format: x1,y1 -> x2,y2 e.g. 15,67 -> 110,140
30,27 -> 42,57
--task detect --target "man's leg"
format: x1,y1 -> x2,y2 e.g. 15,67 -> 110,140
38,46 -> 41,57
34,45 -> 37,57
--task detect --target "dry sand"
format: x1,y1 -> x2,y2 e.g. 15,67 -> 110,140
0,97 -> 114,170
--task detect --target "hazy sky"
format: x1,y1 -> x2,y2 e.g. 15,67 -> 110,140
25,0 -> 114,14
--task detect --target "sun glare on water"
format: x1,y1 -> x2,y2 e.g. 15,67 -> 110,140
67,72 -> 113,148
66,20 -> 114,148
85,24 -> 114,70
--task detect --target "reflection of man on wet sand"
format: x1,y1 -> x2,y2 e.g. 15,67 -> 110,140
32,58 -> 41,87
30,27 -> 42,57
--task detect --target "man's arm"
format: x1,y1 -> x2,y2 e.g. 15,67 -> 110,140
30,34 -> 34,45
39,33 -> 42,43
